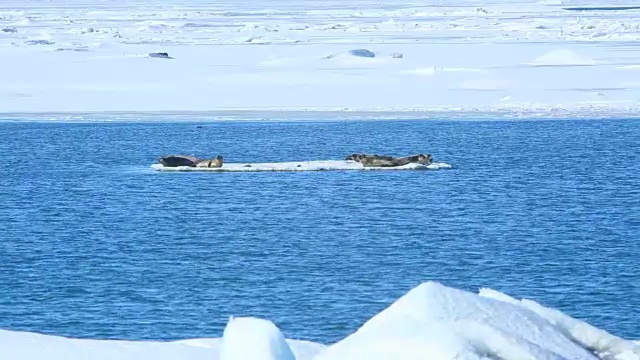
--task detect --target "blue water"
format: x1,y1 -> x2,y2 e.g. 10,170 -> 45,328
0,119 -> 638,343
564,6 -> 640,11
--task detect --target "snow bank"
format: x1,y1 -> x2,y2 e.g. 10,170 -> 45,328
0,281 -> 637,360
220,317 -> 295,360
314,282 -> 599,359
150,160 -> 452,172
0,328 -> 325,360
479,288 -> 640,360
0,329 -> 217,360
527,49 -> 599,67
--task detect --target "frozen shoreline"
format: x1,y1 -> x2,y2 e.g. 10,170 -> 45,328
2,0 -> 640,120
2,108 -> 640,122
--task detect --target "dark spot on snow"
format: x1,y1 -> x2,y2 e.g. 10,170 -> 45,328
563,6 -> 640,11
25,39 -> 55,45
348,49 -> 375,58
55,47 -> 90,52
149,52 -> 173,59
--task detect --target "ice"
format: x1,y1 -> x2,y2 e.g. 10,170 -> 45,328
314,282 -> 597,360
219,317 -> 296,360
526,49 -> 599,67
0,327 -> 325,360
479,288 -> 640,360
1,281 -> 637,360
2,0 -> 640,120
150,160 -> 453,172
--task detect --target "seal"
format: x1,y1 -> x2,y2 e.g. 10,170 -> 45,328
345,153 -> 369,162
196,155 -> 224,168
159,155 -> 201,167
211,155 -> 224,168
347,153 -> 433,167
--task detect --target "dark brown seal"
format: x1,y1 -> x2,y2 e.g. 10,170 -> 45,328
159,155 -> 201,167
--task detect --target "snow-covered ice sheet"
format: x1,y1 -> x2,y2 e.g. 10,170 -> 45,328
3,0 -> 640,120
0,327 -> 326,360
1,281 -> 638,360
150,160 -> 452,172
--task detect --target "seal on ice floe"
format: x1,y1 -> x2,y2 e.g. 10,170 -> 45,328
159,154 -> 223,168
196,156 -> 224,168
346,153 -> 433,167
159,155 -> 201,167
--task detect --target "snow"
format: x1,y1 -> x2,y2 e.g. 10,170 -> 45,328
314,282 -> 639,360
219,317 -> 296,360
3,0 -> 640,120
0,328 -> 325,360
150,160 -> 452,172
1,281 -> 638,360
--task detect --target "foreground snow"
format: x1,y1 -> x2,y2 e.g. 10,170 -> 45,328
150,160 -> 452,172
1,282 -> 638,360
2,0 -> 640,120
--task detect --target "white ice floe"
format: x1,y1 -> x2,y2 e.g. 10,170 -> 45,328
3,0 -> 640,120
150,160 -> 452,172
1,281 -> 637,360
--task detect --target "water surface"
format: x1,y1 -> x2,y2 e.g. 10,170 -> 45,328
0,119 -> 638,343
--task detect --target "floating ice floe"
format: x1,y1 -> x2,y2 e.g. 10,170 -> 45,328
150,160 -> 452,172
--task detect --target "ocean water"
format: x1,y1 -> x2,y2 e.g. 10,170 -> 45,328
0,119 -> 638,343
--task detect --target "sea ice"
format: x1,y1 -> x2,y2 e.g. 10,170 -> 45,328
3,0 -> 640,120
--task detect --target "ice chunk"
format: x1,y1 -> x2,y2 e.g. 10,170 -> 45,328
313,281 -> 599,360
479,288 -> 640,360
219,317 -> 296,360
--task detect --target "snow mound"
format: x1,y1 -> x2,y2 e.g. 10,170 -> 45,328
313,281 -> 637,360
527,49 -> 598,66
150,160 -> 452,172
13,18 -> 31,26
220,317 -> 295,360
479,289 -> 640,360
